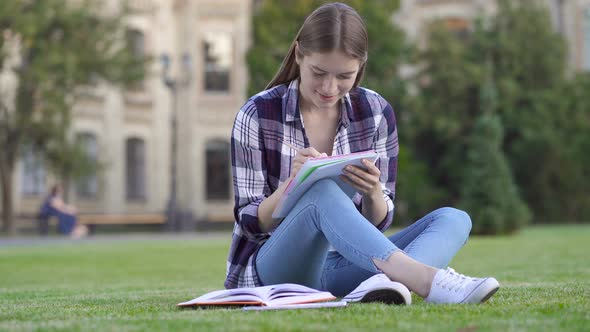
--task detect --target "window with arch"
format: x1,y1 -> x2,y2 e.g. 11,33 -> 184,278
126,28 -> 146,89
20,145 -> 46,196
126,28 -> 145,60
203,31 -> 232,92
126,137 -> 146,201
75,132 -> 99,199
205,139 -> 230,200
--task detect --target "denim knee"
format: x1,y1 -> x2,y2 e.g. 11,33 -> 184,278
435,207 -> 472,238
307,178 -> 341,196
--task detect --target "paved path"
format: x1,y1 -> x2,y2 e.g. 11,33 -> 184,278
0,232 -> 230,247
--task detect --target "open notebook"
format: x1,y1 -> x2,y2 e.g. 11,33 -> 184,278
272,150 -> 379,219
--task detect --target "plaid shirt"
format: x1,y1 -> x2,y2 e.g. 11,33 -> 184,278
226,79 -> 399,289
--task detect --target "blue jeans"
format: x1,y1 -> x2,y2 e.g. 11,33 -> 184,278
255,179 -> 472,296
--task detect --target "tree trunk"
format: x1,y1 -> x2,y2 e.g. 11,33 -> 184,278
62,174 -> 71,202
0,158 -> 16,236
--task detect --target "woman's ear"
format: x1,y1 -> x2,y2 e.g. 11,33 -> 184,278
294,41 -> 302,65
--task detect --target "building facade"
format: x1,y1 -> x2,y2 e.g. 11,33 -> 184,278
11,0 -> 251,225
6,0 -> 590,228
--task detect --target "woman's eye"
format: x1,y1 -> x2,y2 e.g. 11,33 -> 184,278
313,72 -> 326,77
339,75 -> 352,80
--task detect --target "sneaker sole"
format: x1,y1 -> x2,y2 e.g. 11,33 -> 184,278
359,288 -> 409,305
479,286 -> 499,303
461,278 -> 500,304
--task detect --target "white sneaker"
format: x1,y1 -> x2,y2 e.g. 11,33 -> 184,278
343,274 -> 411,305
425,268 -> 500,304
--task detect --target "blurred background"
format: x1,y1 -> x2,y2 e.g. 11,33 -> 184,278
1,0 -> 589,237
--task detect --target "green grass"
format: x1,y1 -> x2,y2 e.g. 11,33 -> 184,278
1,225 -> 589,331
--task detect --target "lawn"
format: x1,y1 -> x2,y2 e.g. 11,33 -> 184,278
1,225 -> 589,331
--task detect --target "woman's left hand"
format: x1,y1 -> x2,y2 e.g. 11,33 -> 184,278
339,159 -> 382,199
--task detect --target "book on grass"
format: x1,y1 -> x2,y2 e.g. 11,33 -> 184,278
242,300 -> 347,311
272,150 -> 379,219
177,283 -> 341,309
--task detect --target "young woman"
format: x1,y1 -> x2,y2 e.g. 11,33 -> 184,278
39,184 -> 87,238
226,2 -> 499,304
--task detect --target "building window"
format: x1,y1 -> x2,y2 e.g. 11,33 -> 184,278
126,28 -> 145,60
75,132 -> 99,199
584,7 -> 590,71
126,137 -> 146,201
205,139 -> 230,200
20,145 -> 46,196
203,32 -> 232,92
126,28 -> 145,89
443,18 -> 470,42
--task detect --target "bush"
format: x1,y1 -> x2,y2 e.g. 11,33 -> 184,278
459,113 -> 531,234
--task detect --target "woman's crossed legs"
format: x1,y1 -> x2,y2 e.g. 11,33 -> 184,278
255,179 -> 497,303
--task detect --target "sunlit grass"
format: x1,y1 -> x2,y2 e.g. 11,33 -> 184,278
1,225 -> 589,331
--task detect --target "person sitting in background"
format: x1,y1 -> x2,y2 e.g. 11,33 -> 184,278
39,184 -> 88,238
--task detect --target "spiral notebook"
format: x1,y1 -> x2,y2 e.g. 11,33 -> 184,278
272,150 -> 379,219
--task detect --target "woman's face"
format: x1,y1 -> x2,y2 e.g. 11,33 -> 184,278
296,49 -> 360,111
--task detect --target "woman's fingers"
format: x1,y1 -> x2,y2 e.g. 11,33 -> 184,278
290,147 -> 329,179
340,173 -> 371,192
299,147 -> 323,158
362,159 -> 380,175
341,161 -> 382,194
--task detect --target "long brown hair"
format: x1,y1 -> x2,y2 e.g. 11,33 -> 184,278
265,2 -> 368,90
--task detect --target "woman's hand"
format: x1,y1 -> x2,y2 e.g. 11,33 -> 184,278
257,146 -> 326,231
340,159 -> 382,199
290,147 -> 327,179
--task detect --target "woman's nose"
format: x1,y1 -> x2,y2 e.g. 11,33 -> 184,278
322,76 -> 338,94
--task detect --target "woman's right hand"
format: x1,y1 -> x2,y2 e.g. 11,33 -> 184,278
290,147 -> 327,179
258,146 -> 326,231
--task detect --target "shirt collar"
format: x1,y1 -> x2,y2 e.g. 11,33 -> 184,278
283,79 -> 353,128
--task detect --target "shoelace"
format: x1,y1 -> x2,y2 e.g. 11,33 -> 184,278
436,268 -> 472,292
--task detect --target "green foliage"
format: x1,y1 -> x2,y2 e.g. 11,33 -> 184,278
479,1 -> 588,223
247,0 -> 411,105
459,112 -> 531,234
407,0 -> 588,225
402,23 -> 483,223
508,73 -> 590,222
395,147 -> 446,225
1,0 -> 147,160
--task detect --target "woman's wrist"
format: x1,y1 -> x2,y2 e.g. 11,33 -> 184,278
363,188 -> 384,202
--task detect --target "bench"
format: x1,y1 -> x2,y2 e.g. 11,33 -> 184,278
78,214 -> 166,225
77,213 -> 166,234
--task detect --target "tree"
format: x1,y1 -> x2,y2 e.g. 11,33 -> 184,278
459,63 -> 531,234
483,0 -> 571,223
404,22 -> 484,222
459,111 -> 531,234
408,0 -> 588,226
0,0 -> 146,235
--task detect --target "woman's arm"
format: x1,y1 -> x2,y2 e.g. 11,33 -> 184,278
340,159 -> 388,226
340,101 -> 398,229
50,198 -> 77,215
